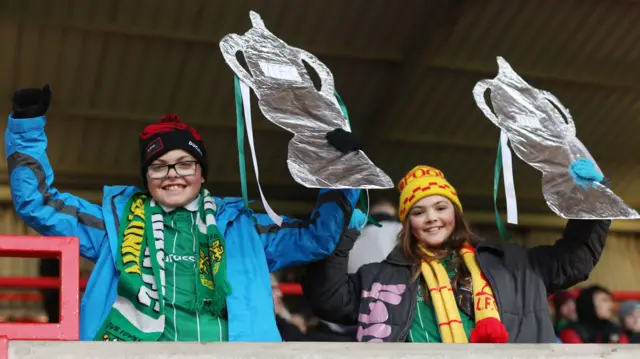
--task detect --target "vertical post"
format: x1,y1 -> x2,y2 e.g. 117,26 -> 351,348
0,336 -> 7,359
58,237 -> 80,341
0,235 -> 80,342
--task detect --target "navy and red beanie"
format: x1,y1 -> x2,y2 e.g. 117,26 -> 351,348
139,114 -> 208,185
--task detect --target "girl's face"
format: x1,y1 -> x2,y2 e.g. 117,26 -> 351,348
146,150 -> 204,208
593,291 -> 614,320
408,195 -> 456,248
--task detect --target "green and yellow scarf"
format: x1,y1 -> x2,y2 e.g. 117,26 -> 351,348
95,189 -> 231,341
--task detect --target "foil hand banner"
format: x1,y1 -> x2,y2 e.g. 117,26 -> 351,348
219,11 -> 393,189
473,57 -> 639,219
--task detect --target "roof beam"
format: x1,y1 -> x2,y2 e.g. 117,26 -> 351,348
364,0 -> 467,148
382,133 -> 636,163
428,61 -> 640,92
47,108 -> 639,164
0,13 -> 401,64
54,107 -> 282,134
384,133 -> 496,151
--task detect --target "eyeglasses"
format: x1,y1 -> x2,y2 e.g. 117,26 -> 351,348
147,161 -> 198,179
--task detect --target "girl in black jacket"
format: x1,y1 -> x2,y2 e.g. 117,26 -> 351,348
302,164 -> 611,343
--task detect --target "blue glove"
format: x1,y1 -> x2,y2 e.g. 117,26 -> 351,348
569,158 -> 604,189
348,209 -> 368,230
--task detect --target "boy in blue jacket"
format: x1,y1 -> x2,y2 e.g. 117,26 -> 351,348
6,85 -> 364,342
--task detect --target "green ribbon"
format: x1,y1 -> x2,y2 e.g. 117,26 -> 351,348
334,91 -> 350,124
234,76 -> 249,208
493,138 -> 511,241
234,76 -> 376,226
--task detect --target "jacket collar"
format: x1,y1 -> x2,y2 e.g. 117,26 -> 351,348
477,239 -> 506,254
159,194 -> 200,213
385,245 -> 412,266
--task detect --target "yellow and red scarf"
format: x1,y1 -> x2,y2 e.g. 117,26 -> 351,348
418,244 -> 508,343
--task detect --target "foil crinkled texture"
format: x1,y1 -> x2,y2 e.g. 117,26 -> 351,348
219,11 -> 393,189
473,57 -> 639,219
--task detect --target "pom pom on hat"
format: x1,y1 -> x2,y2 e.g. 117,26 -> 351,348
138,114 -> 208,186
140,113 -> 201,141
160,114 -> 181,123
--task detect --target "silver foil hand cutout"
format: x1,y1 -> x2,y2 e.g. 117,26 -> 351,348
219,11 -> 393,189
473,57 -> 638,219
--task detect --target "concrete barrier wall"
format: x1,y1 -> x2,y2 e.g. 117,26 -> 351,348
7,342 -> 640,359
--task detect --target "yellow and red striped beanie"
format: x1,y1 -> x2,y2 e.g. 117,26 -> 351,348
398,165 -> 462,222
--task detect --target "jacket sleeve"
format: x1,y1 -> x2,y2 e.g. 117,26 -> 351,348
526,217 -> 611,294
253,188 -> 360,272
301,228 -> 364,325
5,115 -> 107,261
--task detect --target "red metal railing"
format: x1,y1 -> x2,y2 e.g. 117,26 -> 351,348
0,277 -> 304,301
0,235 -> 80,359
0,277 -> 638,301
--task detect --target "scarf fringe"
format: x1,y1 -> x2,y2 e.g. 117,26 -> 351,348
208,280 -> 232,317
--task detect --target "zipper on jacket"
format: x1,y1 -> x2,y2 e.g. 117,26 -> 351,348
396,281 -> 418,342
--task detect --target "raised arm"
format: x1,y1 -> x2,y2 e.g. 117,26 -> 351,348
253,188 -> 361,272
6,86 -> 107,261
526,217 -> 611,294
527,160 -> 615,293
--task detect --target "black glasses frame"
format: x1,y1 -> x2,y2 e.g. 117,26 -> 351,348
147,161 -> 199,179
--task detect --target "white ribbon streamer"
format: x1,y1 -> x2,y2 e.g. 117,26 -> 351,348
500,130 -> 518,225
240,80 -> 284,226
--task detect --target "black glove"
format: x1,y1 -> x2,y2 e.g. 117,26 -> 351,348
12,84 -> 52,119
326,128 -> 362,154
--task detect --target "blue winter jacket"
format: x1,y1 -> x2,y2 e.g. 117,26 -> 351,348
5,114 -> 362,341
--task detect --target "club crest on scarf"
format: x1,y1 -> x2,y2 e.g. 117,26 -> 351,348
199,249 -> 213,290
198,238 -> 224,291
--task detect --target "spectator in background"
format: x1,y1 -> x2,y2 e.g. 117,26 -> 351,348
272,274 -> 308,341
272,272 -> 356,342
559,285 -> 629,343
553,290 -> 578,335
348,198 -> 402,274
618,300 -> 640,343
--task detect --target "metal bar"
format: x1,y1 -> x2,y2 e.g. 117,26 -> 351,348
0,236 -> 79,341
0,277 -> 303,295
